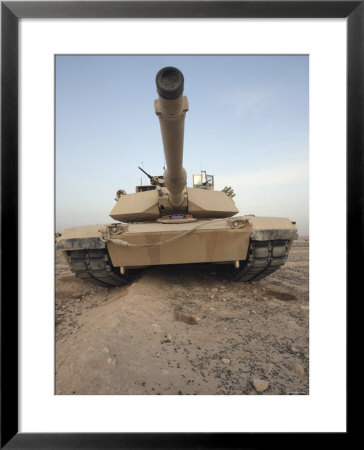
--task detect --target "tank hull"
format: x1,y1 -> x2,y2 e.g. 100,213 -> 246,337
57,216 -> 297,286
105,219 -> 252,267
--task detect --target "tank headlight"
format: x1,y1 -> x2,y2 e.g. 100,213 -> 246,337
233,221 -> 239,227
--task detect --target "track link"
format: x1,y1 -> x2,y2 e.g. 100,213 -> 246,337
67,249 -> 130,287
229,239 -> 290,282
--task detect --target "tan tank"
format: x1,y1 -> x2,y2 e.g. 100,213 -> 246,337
57,67 -> 298,286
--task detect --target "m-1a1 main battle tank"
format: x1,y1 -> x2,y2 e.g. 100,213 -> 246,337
57,67 -> 298,287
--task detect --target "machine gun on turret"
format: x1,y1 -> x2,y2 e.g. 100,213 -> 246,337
138,166 -> 165,187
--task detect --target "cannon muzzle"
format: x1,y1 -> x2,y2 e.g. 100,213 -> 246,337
155,67 -> 188,207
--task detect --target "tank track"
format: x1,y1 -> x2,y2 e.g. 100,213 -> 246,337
229,239 -> 290,282
66,249 -> 130,287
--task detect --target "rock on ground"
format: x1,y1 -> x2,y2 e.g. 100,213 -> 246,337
252,378 -> 269,393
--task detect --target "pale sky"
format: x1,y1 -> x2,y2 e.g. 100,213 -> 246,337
56,55 -> 309,234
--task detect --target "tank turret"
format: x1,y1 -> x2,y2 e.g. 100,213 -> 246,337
109,66 -> 238,222
154,67 -> 188,207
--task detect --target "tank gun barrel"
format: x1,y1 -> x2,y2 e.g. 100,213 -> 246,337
155,67 -> 189,207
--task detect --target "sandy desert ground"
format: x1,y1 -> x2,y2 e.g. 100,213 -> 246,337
55,237 -> 309,395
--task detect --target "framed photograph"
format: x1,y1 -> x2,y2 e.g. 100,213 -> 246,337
2,0 -> 358,447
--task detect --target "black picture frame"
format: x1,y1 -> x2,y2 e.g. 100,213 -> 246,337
1,1 -> 358,448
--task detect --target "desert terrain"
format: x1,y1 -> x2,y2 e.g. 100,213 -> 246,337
55,237 -> 309,395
